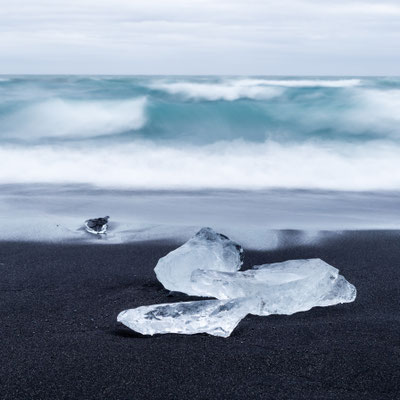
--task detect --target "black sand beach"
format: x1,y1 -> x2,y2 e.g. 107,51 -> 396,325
1,231 -> 399,399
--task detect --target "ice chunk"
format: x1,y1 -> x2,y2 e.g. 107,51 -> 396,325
117,297 -> 256,337
190,258 -> 356,315
154,227 -> 243,295
84,216 -> 109,235
119,230 -> 357,337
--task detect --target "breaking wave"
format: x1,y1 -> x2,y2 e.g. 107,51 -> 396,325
149,80 -> 284,101
241,78 -> 362,87
1,140 -> 400,190
1,97 -> 147,139
149,78 -> 361,101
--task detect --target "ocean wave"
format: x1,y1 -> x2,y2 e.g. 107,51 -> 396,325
1,97 -> 147,139
239,78 -> 362,88
345,89 -> 400,134
149,78 -> 361,101
2,83 -> 400,144
1,140 -> 400,190
149,80 -> 284,101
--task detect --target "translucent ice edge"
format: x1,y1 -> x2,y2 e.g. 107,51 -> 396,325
117,297 -> 257,338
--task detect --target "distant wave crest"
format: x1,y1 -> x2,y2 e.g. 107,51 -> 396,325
242,78 -> 362,88
150,78 -> 361,101
150,80 -> 284,101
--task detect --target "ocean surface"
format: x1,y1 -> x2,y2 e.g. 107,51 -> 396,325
1,76 -> 399,245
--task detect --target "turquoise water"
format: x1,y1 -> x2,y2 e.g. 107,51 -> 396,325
0,76 -> 400,190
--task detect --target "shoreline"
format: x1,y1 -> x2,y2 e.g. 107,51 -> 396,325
1,230 -> 399,399
2,186 -> 400,246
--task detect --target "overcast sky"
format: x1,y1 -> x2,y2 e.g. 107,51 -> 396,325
0,0 -> 399,75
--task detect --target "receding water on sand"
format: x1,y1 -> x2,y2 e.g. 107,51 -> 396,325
1,184 -> 400,248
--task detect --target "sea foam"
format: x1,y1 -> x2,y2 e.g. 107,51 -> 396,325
149,78 -> 361,101
1,140 -> 400,191
149,80 -> 284,101
238,78 -> 362,87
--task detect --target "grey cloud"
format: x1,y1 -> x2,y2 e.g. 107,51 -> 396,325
0,0 -> 399,74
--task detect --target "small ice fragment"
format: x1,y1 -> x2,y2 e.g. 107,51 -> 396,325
84,216 -> 109,235
190,258 -> 357,315
154,227 -> 243,295
117,297 -> 256,337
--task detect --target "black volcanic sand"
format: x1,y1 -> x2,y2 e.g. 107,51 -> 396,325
1,231 -> 399,400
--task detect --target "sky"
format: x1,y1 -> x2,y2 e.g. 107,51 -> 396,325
0,0 -> 399,75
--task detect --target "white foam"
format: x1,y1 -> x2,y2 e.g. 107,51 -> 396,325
233,78 -> 362,88
150,80 -> 284,101
1,139 -> 400,191
150,78 -> 361,100
2,97 -> 147,139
